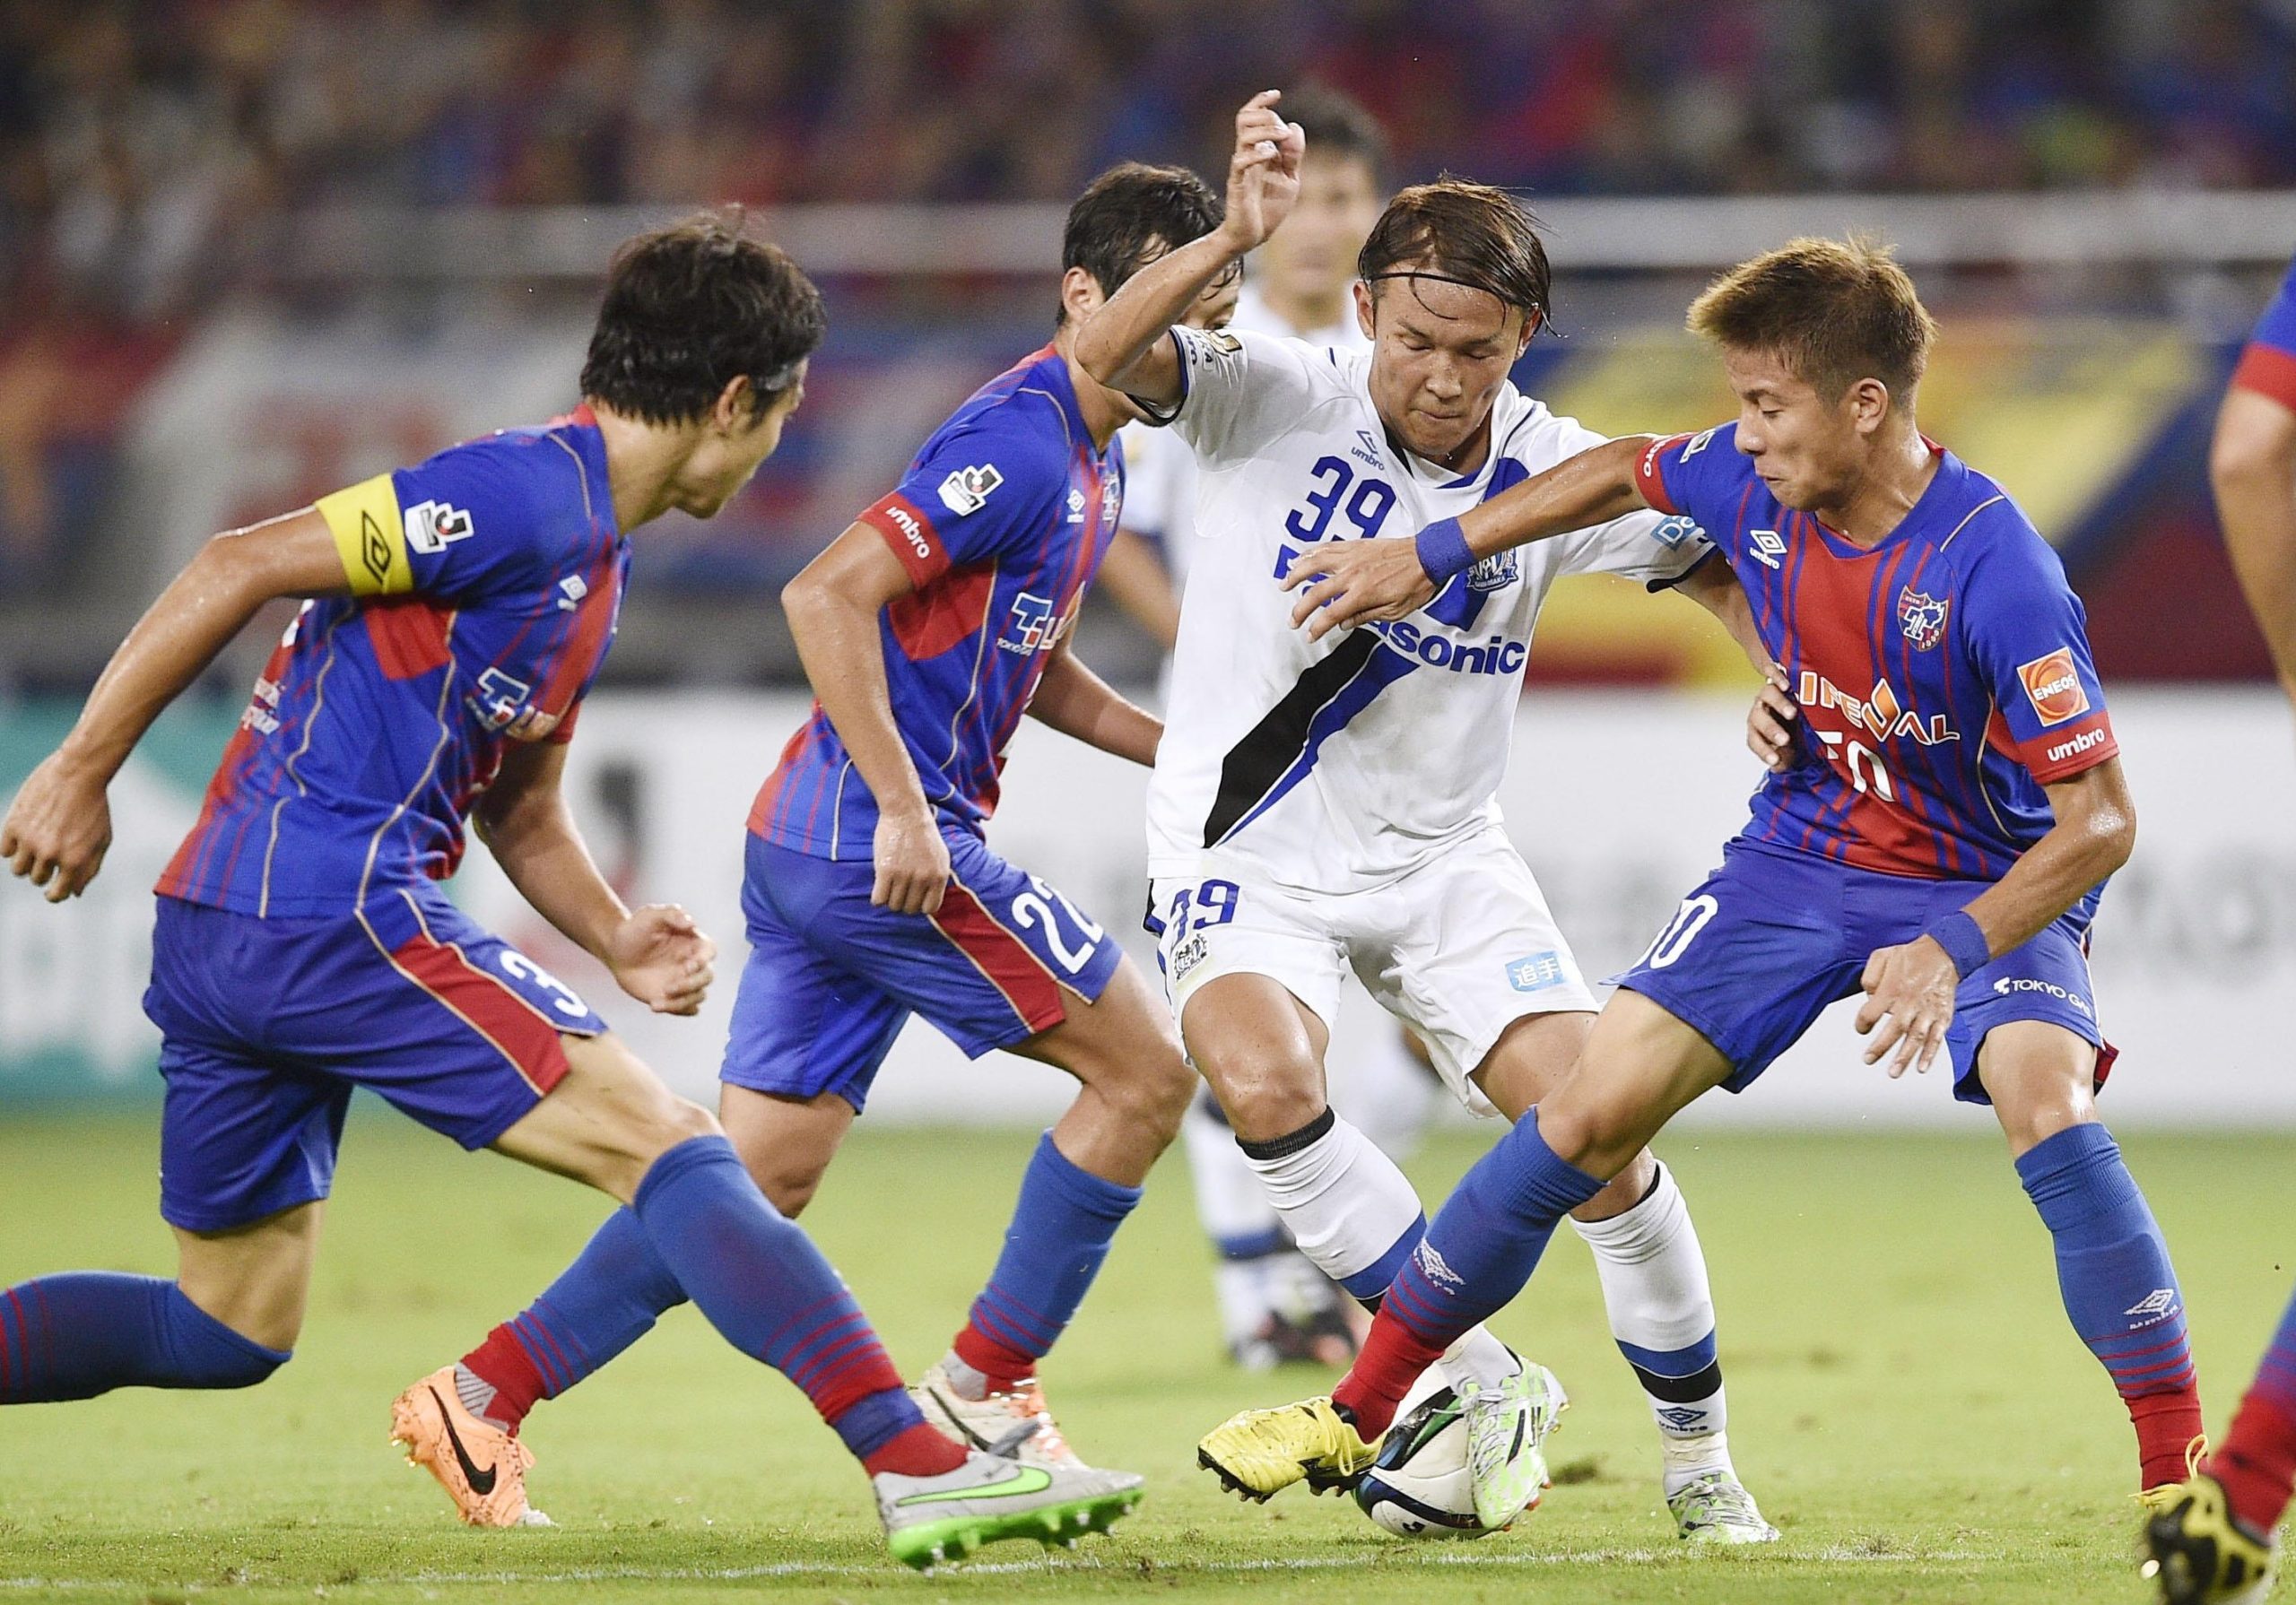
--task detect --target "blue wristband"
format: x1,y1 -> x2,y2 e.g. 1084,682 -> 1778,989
1926,909 -> 1991,978
1414,516 -> 1475,584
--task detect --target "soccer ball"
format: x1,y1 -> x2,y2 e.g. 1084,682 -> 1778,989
1352,1368 -> 1503,1540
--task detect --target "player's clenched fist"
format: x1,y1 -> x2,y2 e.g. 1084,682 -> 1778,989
0,751 -> 113,902
1215,91 -> 1305,256
607,903 -> 718,1016
1854,936 -> 1959,1078
872,805 -> 952,915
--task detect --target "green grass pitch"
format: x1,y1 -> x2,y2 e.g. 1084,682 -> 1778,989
4,1113 -> 2292,1603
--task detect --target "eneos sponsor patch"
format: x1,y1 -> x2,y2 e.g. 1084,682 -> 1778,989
2017,648 -> 2088,726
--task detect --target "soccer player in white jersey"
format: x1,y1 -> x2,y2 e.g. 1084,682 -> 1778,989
1101,87 -> 1439,1374
1076,92 -> 1779,1540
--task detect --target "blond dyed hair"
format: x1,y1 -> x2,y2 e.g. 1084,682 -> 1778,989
1687,236 -> 1939,401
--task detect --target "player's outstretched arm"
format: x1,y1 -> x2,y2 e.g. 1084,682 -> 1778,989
1026,638 -> 1161,767
0,508 -> 349,901
1282,436 -> 1656,640
474,741 -> 715,1016
1855,759 -> 2135,1079
2212,385 -> 2296,713
782,523 -> 952,915
1074,90 -> 1302,408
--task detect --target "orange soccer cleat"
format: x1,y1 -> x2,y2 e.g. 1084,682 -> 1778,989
390,1366 -> 551,1527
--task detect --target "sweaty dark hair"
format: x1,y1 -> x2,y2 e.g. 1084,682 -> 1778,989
1281,83 -> 1388,187
579,208 -> 826,426
1358,178 -> 1551,325
1057,161 -> 1223,325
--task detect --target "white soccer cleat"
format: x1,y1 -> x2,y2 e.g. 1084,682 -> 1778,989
1667,1468 -> 1779,1543
910,1357 -> 1085,1469
1461,1360 -> 1568,1530
874,1449 -> 1144,1570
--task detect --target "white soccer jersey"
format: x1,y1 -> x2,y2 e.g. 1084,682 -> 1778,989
1144,325 -> 1711,897
1117,282 -> 1373,588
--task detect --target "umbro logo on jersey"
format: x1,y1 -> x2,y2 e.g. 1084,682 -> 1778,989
404,499 -> 475,554
938,463 -> 1004,517
1349,429 -> 1384,469
1065,488 -> 1087,523
2125,1288 -> 2179,1323
1748,528 -> 1787,568
557,575 -> 587,612
1681,426 -> 1719,460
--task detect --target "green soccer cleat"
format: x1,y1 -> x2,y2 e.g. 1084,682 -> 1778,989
1667,1468 -> 1780,1544
1462,1361 -> 1568,1531
874,1449 -> 1143,1571
2143,1473 -> 2278,1605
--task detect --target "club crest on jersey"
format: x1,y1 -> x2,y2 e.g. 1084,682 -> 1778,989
1748,528 -> 1787,569
1897,586 -> 1950,651
1466,551 -> 1518,592
1100,473 -> 1122,529
937,463 -> 1004,517
2018,648 -> 2089,726
404,499 -> 474,554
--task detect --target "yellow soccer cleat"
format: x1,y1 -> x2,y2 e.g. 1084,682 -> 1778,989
390,1366 -> 550,1528
2143,1473 -> 2278,1605
1197,1395 -> 1380,1502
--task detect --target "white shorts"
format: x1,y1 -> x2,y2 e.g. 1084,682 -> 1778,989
1147,824 -> 1598,1118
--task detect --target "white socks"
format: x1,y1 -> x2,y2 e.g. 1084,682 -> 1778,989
1570,1161 -> 1735,1493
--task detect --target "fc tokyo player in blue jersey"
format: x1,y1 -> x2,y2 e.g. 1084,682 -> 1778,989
435,164 -> 1226,1498
0,213 -> 1140,1568
2144,256 -> 2296,1605
1200,238 -> 2210,1524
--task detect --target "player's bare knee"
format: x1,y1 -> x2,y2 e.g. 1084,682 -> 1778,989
1208,1063 -> 1325,1147
1572,1148 -> 1658,1223
1978,1023 -> 2099,1158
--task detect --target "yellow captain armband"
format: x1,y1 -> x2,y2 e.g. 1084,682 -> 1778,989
315,473 -> 413,596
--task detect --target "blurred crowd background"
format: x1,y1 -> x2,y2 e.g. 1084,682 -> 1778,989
0,0 -> 2292,690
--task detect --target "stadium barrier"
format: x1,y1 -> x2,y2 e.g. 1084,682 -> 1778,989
4,690 -> 2291,1129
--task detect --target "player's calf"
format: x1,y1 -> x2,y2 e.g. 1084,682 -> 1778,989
0,1272 -> 289,1403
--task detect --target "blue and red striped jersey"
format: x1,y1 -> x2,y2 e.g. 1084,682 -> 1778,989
159,406 -> 626,916
1635,424 -> 2116,881
2231,255 -> 2296,410
750,345 -> 1123,858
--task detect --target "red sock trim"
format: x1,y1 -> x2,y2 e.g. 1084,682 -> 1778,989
2129,1386 -> 2206,1490
863,1420 -> 969,1479
952,1323 -> 1034,1392
1333,1311 -> 1447,1439
461,1323 -> 547,1430
2212,1390 -> 2296,1533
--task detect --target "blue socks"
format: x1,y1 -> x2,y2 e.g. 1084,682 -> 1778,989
622,1135 -> 925,1459
2015,1120 -> 2202,1488
953,1131 -> 1143,1386
0,1273 -> 288,1402
1338,1110 -> 1604,1436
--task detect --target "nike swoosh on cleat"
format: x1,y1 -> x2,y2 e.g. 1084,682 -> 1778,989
428,1387 -> 499,1497
895,1465 -> 1054,1507
925,1384 -> 998,1453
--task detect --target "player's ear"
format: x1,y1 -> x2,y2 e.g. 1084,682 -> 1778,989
1060,267 -> 1105,327
1847,377 -> 1891,437
1514,308 -> 1541,359
712,375 -> 757,435
1353,279 -> 1375,341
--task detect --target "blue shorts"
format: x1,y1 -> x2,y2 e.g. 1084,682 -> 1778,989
144,890 -> 606,1232
1617,841 -> 2114,1105
723,830 -> 1123,1113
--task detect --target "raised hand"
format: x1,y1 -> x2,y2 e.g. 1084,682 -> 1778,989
1217,91 -> 1305,255
607,903 -> 717,1016
1,752 -> 114,902
1281,535 -> 1437,640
